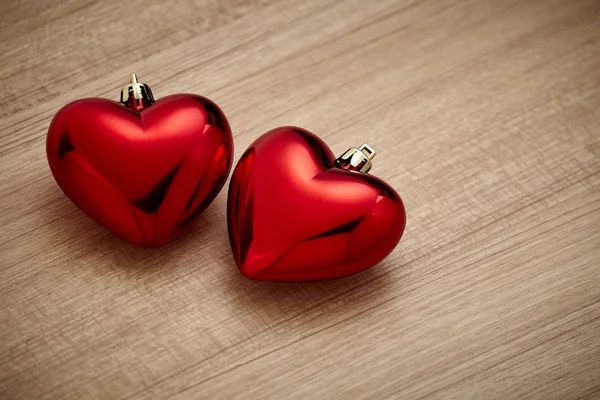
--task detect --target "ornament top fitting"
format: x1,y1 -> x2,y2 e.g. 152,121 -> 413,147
334,143 -> 376,173
120,74 -> 154,110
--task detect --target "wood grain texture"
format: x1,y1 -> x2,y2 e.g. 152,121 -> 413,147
1,0 -> 600,398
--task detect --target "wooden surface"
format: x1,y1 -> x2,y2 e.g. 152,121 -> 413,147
1,0 -> 600,398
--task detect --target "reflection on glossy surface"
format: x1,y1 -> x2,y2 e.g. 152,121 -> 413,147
227,127 -> 406,282
47,94 -> 233,247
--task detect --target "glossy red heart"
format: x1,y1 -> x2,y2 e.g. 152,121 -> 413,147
227,127 -> 406,281
47,94 -> 233,247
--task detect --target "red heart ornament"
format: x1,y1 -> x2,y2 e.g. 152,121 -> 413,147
227,127 -> 406,281
47,77 -> 233,247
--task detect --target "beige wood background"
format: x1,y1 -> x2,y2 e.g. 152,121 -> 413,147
1,0 -> 600,398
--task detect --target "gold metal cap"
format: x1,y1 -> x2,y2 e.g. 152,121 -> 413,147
120,74 -> 154,110
334,144 -> 376,173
